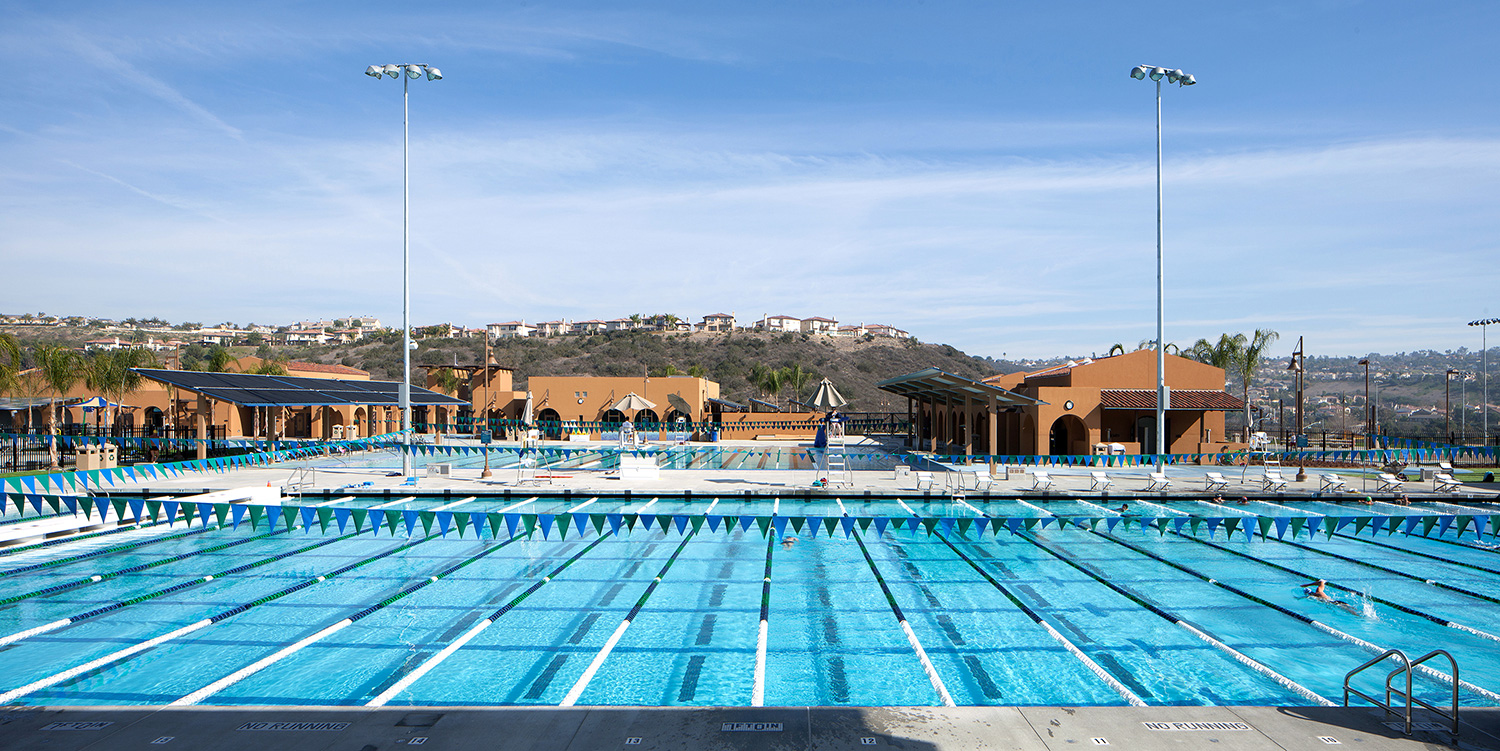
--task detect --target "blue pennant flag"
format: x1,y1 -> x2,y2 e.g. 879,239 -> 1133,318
1437,515 -> 1455,538
301,506 -> 318,533
538,513 -> 555,539
370,509 -> 388,536
196,502 -> 214,527
840,517 -> 855,538
402,510 -> 419,537
128,498 -> 146,523
231,504 -> 248,530
470,511 -> 488,538
607,513 -> 624,536
334,507 -> 351,534
1172,517 -> 1190,534
771,517 -> 788,538
1205,518 -> 1221,539
94,497 -> 110,522
505,513 -> 522,538
1274,517 -> 1290,539
874,517 -> 889,537
706,515 -> 721,532
437,511 -> 452,537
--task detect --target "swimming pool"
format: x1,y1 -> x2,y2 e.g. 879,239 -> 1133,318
1,493 -> 1498,709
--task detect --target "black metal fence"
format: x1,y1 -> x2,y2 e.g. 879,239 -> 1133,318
2,425 -> 230,473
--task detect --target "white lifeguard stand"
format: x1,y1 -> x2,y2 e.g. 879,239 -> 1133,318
810,378 -> 853,488
517,429 -> 549,485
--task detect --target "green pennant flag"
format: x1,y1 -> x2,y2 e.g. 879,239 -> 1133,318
1421,516 -> 1438,537
1223,518 -> 1240,538
1323,517 -> 1340,540
1088,517 -> 1102,531
756,516 -> 772,537
145,500 -> 162,523
249,504 -> 265,530
522,514 -> 537,536
317,507 -> 333,534
1189,518 -> 1203,536
1457,516 -> 1473,538
419,511 -> 436,536
385,511 -> 402,536
281,506 -> 299,532
1156,518 -> 1170,536
956,517 -> 973,536
722,515 -> 738,533
215,503 -> 230,527
112,498 -> 128,521
590,513 -> 606,535
857,517 -> 873,533
180,502 -> 197,526
690,516 -> 705,533
822,517 -> 839,537
44,496 -> 61,514
790,516 -> 805,534
1257,517 -> 1274,539
555,516 -> 569,540
624,513 -> 639,532
79,496 -> 94,520
486,512 -> 503,538
1023,518 -> 1039,531
921,518 -> 939,537
353,508 -> 369,534
454,513 -> 470,537
1353,517 -> 1371,536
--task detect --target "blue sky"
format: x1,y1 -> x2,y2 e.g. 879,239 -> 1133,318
3,1 -> 1498,359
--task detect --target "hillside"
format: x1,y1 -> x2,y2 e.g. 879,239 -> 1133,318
299,330 -> 1011,411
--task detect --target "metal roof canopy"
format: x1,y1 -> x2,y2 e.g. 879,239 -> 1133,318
876,367 -> 1042,407
132,368 -> 468,408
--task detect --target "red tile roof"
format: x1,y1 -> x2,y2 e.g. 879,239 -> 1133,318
1099,389 -> 1245,411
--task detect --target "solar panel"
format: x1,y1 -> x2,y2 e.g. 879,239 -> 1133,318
133,368 -> 467,407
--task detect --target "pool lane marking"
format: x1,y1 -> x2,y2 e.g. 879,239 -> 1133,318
0,531 -> 438,704
704,498 -> 720,515
0,526 -> 292,607
559,532 -> 698,707
772,497 -> 780,517
752,532 -> 774,707
1329,532 -> 1500,577
632,498 -> 659,514
1096,530 -> 1500,703
1267,531 -> 1500,606
173,531 -> 527,705
311,496 -> 355,507
935,533 -> 1145,705
431,496 -> 478,511
1015,530 -> 1334,706
494,497 -> 539,514
849,532 -> 955,707
835,497 -> 848,516
1176,531 -> 1500,643
369,496 -> 418,510
0,530 -> 359,647
0,505 -> 197,570
564,497 -> 599,514
928,503 -> 1145,705
365,532 -> 613,707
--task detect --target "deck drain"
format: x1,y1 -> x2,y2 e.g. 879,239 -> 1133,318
1317,737 -> 1340,744
1091,738 -> 1109,745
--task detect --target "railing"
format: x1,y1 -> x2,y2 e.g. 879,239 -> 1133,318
1344,648 -> 1458,738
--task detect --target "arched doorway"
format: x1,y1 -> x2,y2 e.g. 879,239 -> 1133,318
599,409 -> 625,426
537,407 -> 562,439
1048,414 -> 1088,456
663,409 -> 690,425
635,409 -> 659,427
144,407 -> 165,434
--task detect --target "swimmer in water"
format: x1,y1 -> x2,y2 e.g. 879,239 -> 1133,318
1301,579 -> 1359,613
781,535 -> 798,549
1116,503 -> 1130,514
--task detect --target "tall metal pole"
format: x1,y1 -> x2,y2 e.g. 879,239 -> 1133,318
1445,370 -> 1453,445
1154,77 -> 1167,470
401,74 -> 412,477
1485,323 -> 1490,445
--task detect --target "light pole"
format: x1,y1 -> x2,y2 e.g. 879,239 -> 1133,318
365,62 -> 442,478
1130,64 -> 1196,470
1470,318 -> 1498,446
1359,358 -> 1371,447
1446,368 -> 1459,445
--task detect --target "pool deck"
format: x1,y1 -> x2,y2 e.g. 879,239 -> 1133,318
106,438 -> 1499,501
3,705 -> 1496,750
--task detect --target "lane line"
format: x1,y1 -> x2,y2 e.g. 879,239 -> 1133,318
849,530 -> 955,707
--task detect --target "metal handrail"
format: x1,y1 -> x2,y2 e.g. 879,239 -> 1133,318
1344,648 -> 1459,738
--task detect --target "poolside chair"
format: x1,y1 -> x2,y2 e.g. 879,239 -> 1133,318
1439,461 -> 1455,474
1204,472 -> 1230,491
970,469 -> 994,491
1090,471 -> 1114,491
1320,474 -> 1348,493
1031,471 -> 1055,491
398,476 -> 418,488
1434,473 -> 1462,492
1377,473 -> 1404,493
914,471 -> 936,491
1260,470 -> 1289,492
1145,472 -> 1172,492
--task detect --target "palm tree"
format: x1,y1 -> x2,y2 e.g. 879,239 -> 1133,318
246,354 -> 289,376
203,345 -> 235,373
1237,329 -> 1279,441
1188,333 -> 1245,372
83,349 -> 159,433
33,345 -> 82,468
781,364 -> 815,405
0,333 -> 21,397
433,367 -> 463,395
1136,339 -> 1181,355
1107,343 -> 1126,357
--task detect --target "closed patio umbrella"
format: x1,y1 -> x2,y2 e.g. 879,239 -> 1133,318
808,378 -> 847,411
521,391 -> 534,426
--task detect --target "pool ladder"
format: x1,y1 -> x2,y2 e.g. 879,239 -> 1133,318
1343,648 -> 1459,738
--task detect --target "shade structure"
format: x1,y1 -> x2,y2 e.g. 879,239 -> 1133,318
611,393 -> 657,414
72,396 -> 136,411
521,391 -> 534,425
132,369 -> 466,408
808,378 -> 848,410
666,392 -> 694,418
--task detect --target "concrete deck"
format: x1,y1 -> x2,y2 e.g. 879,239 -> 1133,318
1,705 -> 1495,750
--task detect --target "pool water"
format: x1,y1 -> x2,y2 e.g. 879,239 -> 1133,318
1,494 -> 1498,708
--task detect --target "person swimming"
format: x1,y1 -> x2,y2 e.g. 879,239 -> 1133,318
781,535 -> 798,549
1116,503 -> 1130,514
1301,579 -> 1358,612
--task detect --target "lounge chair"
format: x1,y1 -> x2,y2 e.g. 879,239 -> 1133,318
1090,471 -> 1114,491
914,472 -> 936,491
1320,474 -> 1348,493
1260,470 -> 1289,492
1439,461 -> 1455,473
1377,473 -> 1404,493
1434,473 -> 1462,492
1145,472 -> 1172,492
970,469 -> 994,491
1204,472 -> 1230,491
1031,471 -> 1055,491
